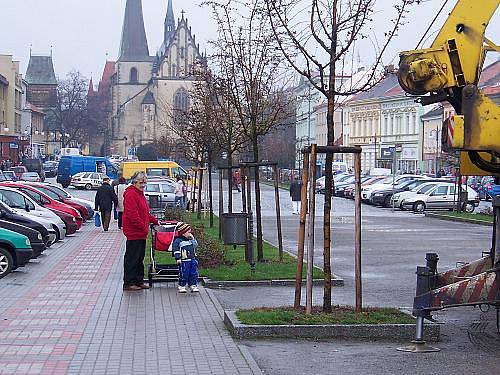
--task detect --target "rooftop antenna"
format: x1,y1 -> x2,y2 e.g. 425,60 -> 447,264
50,45 -> 53,57
29,44 -> 32,57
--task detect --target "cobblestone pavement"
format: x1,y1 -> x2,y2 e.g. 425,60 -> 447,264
0,223 -> 260,375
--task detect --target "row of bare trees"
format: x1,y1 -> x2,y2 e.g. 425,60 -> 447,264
162,0 -> 413,312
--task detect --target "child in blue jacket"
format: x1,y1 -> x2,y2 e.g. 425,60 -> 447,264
172,222 -> 199,293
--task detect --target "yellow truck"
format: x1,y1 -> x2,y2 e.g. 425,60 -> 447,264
120,161 -> 189,180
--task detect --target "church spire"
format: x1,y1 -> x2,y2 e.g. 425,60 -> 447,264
88,78 -> 96,97
164,0 -> 175,44
119,0 -> 150,61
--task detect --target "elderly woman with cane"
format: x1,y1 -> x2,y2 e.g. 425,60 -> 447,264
122,172 -> 159,291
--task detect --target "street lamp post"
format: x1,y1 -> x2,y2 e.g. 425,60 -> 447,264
435,124 -> 439,174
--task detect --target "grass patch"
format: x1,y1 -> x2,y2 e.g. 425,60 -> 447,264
145,212 -> 322,281
436,211 -> 493,223
236,306 -> 415,325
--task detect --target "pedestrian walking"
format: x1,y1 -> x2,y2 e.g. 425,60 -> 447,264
172,222 -> 199,293
174,176 -> 185,210
289,174 -> 301,215
122,171 -> 159,291
114,177 -> 127,229
94,176 -> 118,231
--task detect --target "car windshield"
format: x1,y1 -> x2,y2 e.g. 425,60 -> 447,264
416,184 -> 436,194
35,186 -> 61,200
46,185 -> 70,198
161,184 -> 175,193
23,173 -> 38,177
406,180 -> 425,191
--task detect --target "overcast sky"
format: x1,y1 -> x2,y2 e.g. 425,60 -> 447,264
1,0 -> 498,83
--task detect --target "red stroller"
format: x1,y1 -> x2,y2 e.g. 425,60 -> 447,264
147,221 -> 180,287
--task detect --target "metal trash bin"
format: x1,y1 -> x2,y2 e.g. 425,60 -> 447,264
222,213 -> 248,245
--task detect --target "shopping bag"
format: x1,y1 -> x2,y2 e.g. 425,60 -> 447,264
94,212 -> 101,227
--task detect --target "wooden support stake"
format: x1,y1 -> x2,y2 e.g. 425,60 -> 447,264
294,153 -> 309,309
306,144 -> 317,314
218,169 -> 223,240
273,165 -> 284,262
354,152 -> 363,313
197,168 -> 204,219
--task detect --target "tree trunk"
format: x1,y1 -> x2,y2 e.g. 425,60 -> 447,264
208,151 -> 214,228
253,137 -> 264,262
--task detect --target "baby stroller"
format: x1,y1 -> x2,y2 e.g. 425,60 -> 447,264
147,221 -> 180,287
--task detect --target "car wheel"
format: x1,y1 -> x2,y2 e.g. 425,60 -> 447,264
413,201 -> 426,213
0,247 -> 14,279
85,183 -> 92,190
463,202 -> 475,213
383,195 -> 392,208
62,182 -> 70,188
399,201 -> 405,210
53,225 -> 61,242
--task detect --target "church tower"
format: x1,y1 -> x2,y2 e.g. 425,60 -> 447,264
164,0 -> 175,45
112,0 -> 155,156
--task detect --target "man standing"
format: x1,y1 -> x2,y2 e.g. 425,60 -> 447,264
174,176 -> 185,210
95,176 -> 118,231
122,171 -> 158,291
114,177 -> 127,229
289,174 -> 302,215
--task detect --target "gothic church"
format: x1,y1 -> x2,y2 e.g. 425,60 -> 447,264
110,0 -> 204,156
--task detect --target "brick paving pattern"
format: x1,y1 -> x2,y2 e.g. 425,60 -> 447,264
0,225 -> 259,375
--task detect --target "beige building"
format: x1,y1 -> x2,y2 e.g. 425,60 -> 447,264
0,55 -> 23,137
110,0 -> 205,156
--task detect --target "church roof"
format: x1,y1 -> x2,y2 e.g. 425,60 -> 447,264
119,0 -> 152,62
88,78 -> 96,96
142,91 -> 156,105
25,55 -> 57,85
98,61 -> 116,93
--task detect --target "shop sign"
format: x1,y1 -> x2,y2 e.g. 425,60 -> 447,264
402,146 -> 418,160
9,143 -> 18,149
380,147 -> 395,160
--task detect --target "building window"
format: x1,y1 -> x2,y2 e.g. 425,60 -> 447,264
180,47 -> 185,58
173,88 -> 190,125
172,64 -> 177,77
130,67 -> 138,83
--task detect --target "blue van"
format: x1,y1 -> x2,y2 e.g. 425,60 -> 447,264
57,156 -> 118,187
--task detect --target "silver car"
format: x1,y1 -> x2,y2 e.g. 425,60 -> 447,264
71,172 -> 109,190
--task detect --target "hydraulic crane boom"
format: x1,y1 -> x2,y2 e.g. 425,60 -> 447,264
398,0 -> 499,174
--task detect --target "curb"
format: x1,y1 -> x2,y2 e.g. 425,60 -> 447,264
204,287 -> 263,374
425,212 -> 492,226
224,310 -> 440,342
202,277 -> 344,288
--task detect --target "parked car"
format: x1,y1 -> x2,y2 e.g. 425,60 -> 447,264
0,182 -> 83,229
0,202 -> 47,257
361,175 -> 425,202
26,183 -> 88,222
43,162 -> 58,178
41,183 -> 94,220
70,172 -> 109,190
316,174 -> 351,194
370,178 -> 439,207
144,180 -> 177,210
402,183 -> 479,213
0,228 -> 33,279
335,176 -> 371,197
344,176 -> 387,199
0,186 -> 66,242
9,166 -> 28,180
2,171 -> 17,181
20,172 -> 41,182
478,176 -> 497,200
392,182 -> 443,210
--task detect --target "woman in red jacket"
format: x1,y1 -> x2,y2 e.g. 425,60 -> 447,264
122,171 -> 158,291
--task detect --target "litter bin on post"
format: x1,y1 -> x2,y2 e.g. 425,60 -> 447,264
221,213 -> 248,245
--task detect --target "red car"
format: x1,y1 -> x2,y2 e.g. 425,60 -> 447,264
50,208 -> 78,235
24,182 -> 88,222
0,182 -> 83,229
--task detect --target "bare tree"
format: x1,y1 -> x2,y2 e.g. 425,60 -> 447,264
207,0 -> 294,261
265,0 -> 413,312
51,71 -> 98,148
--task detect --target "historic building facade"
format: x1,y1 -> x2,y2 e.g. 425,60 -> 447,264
110,0 -> 205,156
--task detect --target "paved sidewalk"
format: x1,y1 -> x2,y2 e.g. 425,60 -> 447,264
0,225 -> 260,375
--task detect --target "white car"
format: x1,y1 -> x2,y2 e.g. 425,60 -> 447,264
361,175 -> 425,201
0,186 -> 66,242
71,172 -> 110,190
402,183 -> 479,213
392,182 -> 442,210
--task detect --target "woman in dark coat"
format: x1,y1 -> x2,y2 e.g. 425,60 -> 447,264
289,174 -> 302,215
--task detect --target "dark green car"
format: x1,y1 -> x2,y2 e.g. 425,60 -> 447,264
0,228 -> 33,279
